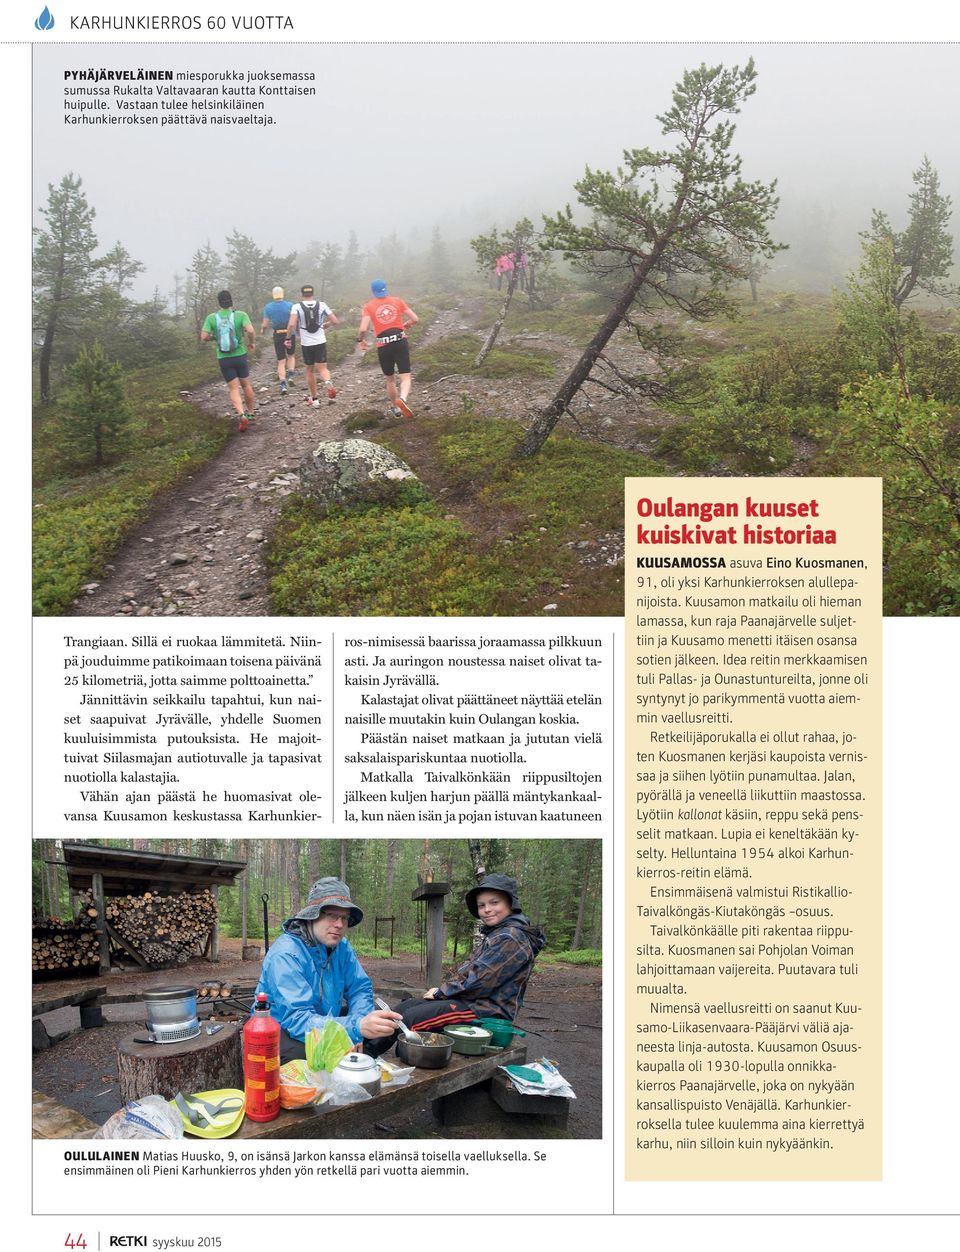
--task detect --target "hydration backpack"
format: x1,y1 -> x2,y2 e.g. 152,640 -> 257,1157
215,311 -> 238,353
300,302 -> 324,335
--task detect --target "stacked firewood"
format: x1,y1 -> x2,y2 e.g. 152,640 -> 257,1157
32,910 -> 100,972
80,888 -> 218,968
198,979 -> 235,1000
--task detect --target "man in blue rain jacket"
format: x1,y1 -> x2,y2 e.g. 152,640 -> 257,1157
255,877 -> 401,1063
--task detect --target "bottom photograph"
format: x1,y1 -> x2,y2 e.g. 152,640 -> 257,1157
32,837 -> 602,1141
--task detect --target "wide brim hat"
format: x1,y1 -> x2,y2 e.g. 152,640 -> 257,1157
292,877 -> 363,927
465,873 -> 521,919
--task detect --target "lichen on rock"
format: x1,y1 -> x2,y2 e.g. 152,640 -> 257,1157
298,438 -> 419,513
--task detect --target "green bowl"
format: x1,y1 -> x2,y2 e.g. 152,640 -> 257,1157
475,1018 -> 525,1048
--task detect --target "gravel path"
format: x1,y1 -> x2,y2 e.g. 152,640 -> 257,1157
70,342 -> 381,618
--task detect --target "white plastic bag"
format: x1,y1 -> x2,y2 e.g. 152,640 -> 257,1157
94,1094 -> 184,1139
500,1058 -> 576,1099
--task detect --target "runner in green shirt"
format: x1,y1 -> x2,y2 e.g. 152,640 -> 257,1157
200,289 -> 258,432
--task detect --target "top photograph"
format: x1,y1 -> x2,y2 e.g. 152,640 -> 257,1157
31,43 -> 960,619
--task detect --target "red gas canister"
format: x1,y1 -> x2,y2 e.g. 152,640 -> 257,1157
243,993 -> 281,1122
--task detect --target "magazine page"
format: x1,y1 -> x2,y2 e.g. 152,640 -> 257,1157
9,2 -> 960,1247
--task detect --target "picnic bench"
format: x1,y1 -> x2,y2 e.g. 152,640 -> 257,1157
33,1090 -> 99,1139
32,984 -> 107,1051
32,1041 -> 572,1138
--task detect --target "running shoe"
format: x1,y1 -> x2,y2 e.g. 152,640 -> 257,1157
280,382 -> 288,396
309,397 -> 320,408
396,397 -> 414,418
326,385 -> 337,400
238,416 -> 249,433
390,405 -> 402,418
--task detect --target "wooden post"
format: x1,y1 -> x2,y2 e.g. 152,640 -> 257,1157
209,886 -> 220,961
91,872 -> 110,974
411,883 -> 450,990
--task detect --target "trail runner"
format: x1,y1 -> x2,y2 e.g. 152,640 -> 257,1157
200,289 -> 257,432
357,278 -> 419,417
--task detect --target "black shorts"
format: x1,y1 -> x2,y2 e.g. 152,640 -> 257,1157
273,329 -> 295,361
301,342 -> 328,366
218,353 -> 250,382
376,333 -> 411,376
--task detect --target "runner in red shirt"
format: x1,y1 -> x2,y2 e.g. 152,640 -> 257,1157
357,279 -> 419,417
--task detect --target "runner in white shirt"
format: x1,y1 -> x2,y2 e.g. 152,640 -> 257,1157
285,283 -> 339,407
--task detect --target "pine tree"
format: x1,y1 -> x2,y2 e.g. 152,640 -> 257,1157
33,172 -> 102,402
101,241 -> 145,294
59,341 -> 133,467
188,242 -> 224,338
519,61 -> 782,457
866,157 -> 956,310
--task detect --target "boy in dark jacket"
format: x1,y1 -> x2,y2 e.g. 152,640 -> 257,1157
364,874 -> 546,1053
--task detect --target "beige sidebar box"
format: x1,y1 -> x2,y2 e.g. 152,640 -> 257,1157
624,477 -> 881,1181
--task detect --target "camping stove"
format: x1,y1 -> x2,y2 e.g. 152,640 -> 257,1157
142,986 -> 200,1044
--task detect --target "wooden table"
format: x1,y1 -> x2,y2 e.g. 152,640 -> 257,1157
234,1042 -> 528,1139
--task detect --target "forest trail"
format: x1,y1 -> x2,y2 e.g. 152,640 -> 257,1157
68,297 -> 512,619
72,336 -> 393,618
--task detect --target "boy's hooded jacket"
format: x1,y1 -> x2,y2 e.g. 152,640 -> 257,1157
438,875 -> 547,1020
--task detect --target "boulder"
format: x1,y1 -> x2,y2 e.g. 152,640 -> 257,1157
298,438 -> 418,513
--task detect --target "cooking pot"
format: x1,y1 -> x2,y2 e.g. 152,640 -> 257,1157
143,986 -> 200,1043
335,1052 -> 381,1096
396,1031 -> 453,1069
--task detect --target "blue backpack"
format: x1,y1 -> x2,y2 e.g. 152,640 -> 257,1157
216,311 -> 238,352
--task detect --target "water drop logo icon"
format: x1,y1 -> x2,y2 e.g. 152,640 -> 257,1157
35,6 -> 55,30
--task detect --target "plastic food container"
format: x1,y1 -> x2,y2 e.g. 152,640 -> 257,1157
443,1025 -> 493,1055
475,1018 -> 526,1048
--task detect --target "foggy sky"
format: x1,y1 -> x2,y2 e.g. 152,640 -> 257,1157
34,43 -> 960,299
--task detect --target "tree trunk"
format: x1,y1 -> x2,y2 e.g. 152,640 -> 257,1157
518,253 -> 657,458
385,839 -> 397,917
339,839 -> 348,882
240,839 -> 248,945
118,1024 -> 242,1103
467,840 -> 488,948
475,269 -> 518,367
43,840 -> 60,917
571,842 -> 596,951
39,323 -> 56,404
287,839 -> 300,916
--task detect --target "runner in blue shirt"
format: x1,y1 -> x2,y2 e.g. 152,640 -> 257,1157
261,286 -> 297,396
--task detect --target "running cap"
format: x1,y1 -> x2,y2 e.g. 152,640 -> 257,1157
370,279 -> 388,297
301,284 -> 315,297
272,286 -> 284,299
